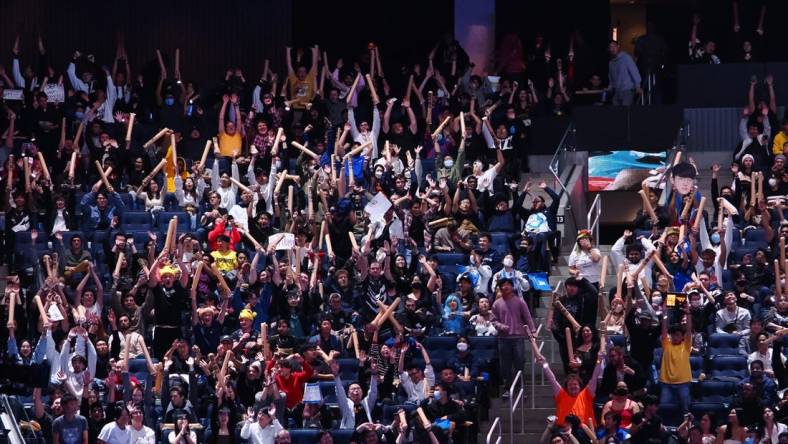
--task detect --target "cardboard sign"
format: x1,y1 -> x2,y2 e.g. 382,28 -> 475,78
268,232 -> 295,250
48,304 -> 64,321
2,89 -> 24,101
364,192 -> 391,222
43,84 -> 65,103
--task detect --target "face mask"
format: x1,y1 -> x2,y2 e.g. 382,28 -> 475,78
74,111 -> 85,120
444,159 -> 454,168
754,215 -> 763,224
433,391 -> 442,401
375,170 -> 383,179
770,178 -> 778,187
652,296 -> 662,306
614,388 -> 628,396
691,300 -> 701,308
503,258 -> 514,268
457,342 -> 468,352
164,97 -> 175,106
710,233 -> 720,244
273,161 -> 282,170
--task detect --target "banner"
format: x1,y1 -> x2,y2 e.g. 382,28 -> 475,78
587,150 -> 667,192
43,84 -> 65,103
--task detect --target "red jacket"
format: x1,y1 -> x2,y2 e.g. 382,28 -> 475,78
272,360 -> 314,408
207,219 -> 241,251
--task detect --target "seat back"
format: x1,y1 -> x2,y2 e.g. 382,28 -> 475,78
289,429 -> 322,444
695,380 -> 737,404
709,356 -> 749,381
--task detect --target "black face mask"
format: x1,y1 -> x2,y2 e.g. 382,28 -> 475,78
614,388 -> 628,396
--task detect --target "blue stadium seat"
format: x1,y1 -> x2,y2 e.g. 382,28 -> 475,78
424,336 -> 459,361
710,356 -> 748,381
158,212 -> 192,233
708,334 -> 742,357
608,335 -> 626,348
744,228 -> 766,244
468,336 -> 497,365
695,381 -> 737,404
689,402 -> 729,422
330,429 -> 355,444
435,253 -> 467,266
730,246 -> 758,263
489,232 -> 511,256
123,211 -> 154,230
721,269 -> 733,291
690,356 -> 703,379
289,429 -> 321,444
337,358 -> 360,382
421,158 -> 436,177
120,192 -> 135,210
319,381 -> 338,406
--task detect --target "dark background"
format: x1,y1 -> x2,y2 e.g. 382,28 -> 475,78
0,0 -> 293,85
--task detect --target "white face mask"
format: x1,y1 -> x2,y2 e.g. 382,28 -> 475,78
503,258 -> 514,268
457,342 -> 468,352
374,170 -> 383,179
652,296 -> 662,306
444,159 -> 454,168
770,178 -> 778,187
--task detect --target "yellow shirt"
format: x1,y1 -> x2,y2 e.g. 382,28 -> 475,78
164,144 -> 188,193
773,131 -> 788,155
210,250 -> 237,273
287,71 -> 316,109
659,335 -> 692,384
218,132 -> 242,158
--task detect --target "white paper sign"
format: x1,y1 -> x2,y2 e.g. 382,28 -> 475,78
364,192 -> 391,222
2,89 -> 24,101
389,218 -> 404,240
303,382 -> 322,404
43,84 -> 65,103
48,304 -> 64,321
268,232 -> 295,250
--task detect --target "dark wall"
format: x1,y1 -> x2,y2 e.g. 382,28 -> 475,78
496,0 -> 612,80
0,0 -> 292,85
292,0 -> 454,69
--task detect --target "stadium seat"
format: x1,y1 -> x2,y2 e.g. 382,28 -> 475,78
690,356 -> 703,379
694,381 -> 737,404
289,429 -> 321,444
689,402 -> 729,422
421,158 -> 436,176
424,336 -> 459,361
158,212 -> 192,233
337,358 -> 360,382
120,192 -> 135,210
709,356 -> 748,381
708,334 -> 743,357
319,381 -> 339,406
468,337 -> 498,367
382,404 -> 418,422
721,269 -> 733,291
123,211 -> 155,230
608,335 -> 626,348
730,246 -> 758,263
744,228 -> 766,244
489,232 -> 511,256
435,253 -> 467,266
330,429 -> 355,444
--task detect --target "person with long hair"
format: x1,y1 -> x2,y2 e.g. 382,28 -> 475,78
716,409 -> 746,444
601,381 -> 640,429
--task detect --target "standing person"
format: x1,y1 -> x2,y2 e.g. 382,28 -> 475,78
492,278 -> 536,397
567,230 -> 602,287
659,300 -> 692,415
52,394 -> 88,444
146,254 -> 190,360
607,40 -> 642,106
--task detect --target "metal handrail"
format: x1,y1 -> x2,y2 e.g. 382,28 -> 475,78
509,370 -> 525,444
1,394 -> 25,444
587,193 -> 601,245
486,417 -> 502,444
548,124 -> 574,199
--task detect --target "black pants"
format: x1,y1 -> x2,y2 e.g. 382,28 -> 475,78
153,326 -> 182,360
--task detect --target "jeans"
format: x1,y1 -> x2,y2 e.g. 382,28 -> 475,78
659,382 -> 690,414
612,88 -> 636,106
498,337 -> 526,390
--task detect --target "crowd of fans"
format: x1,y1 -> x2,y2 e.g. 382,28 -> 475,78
0,4 -> 785,442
